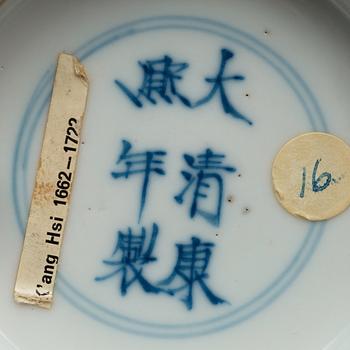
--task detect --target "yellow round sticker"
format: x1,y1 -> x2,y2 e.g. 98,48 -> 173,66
272,132 -> 350,221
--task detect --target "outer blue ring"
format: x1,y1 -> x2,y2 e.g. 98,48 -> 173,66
12,16 -> 327,338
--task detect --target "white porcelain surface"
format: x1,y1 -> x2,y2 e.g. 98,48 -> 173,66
1,0 -> 350,349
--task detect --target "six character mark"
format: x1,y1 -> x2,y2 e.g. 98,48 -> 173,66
97,47 -> 247,311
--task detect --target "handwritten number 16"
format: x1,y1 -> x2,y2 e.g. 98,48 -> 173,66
299,159 -> 332,198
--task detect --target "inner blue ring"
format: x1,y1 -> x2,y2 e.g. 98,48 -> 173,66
12,15 -> 327,338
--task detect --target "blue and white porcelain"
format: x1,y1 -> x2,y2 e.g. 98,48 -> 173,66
1,0 -> 350,349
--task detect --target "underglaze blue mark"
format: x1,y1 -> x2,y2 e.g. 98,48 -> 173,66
95,223 -> 162,295
13,15 -> 328,338
115,55 -> 191,107
158,236 -> 228,310
95,225 -> 226,310
194,48 -> 252,125
174,148 -> 236,226
115,48 -> 252,125
111,140 -> 166,222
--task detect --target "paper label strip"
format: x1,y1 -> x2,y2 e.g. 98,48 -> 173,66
14,53 -> 89,308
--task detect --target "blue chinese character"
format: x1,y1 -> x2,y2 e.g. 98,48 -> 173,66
174,148 -> 236,226
111,140 -> 167,222
115,55 -> 191,108
158,237 -> 227,310
194,48 -> 252,125
95,224 -> 162,295
115,49 -> 252,125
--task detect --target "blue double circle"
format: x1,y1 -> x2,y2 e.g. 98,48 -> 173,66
13,16 -> 327,338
